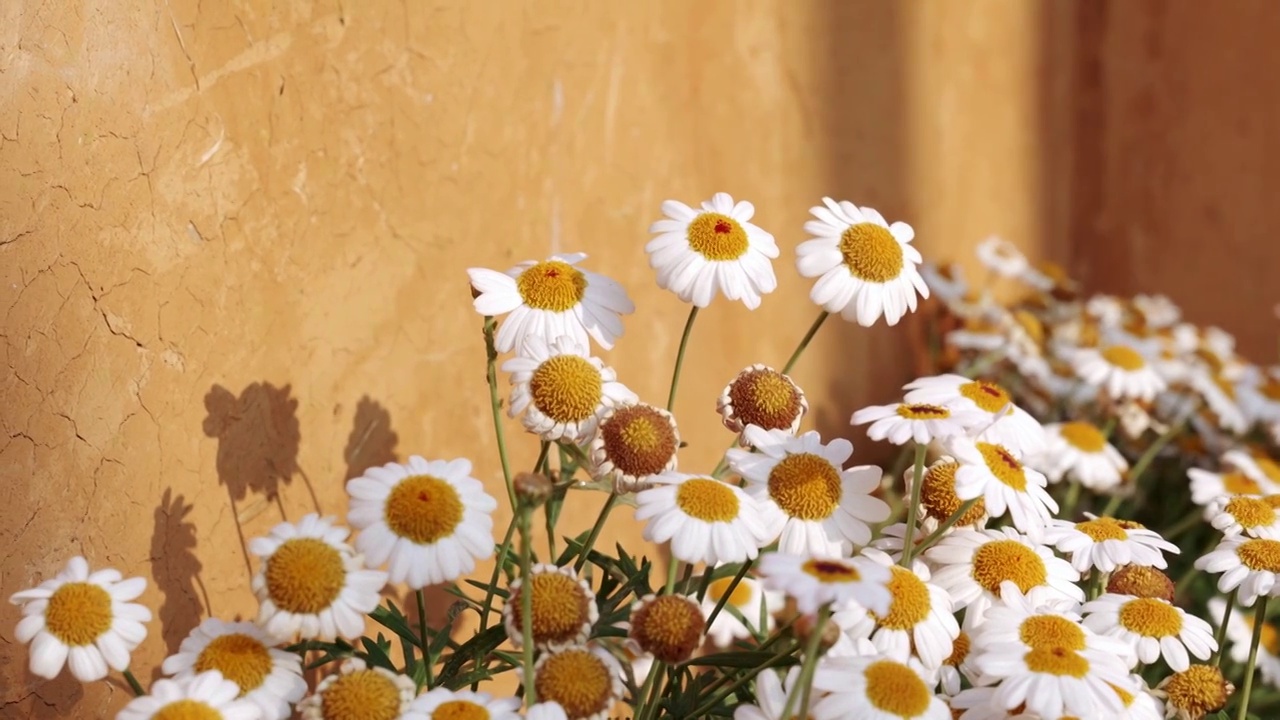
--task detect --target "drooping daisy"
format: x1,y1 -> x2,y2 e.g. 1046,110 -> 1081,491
1072,344 -> 1167,402
1036,421 -> 1129,491
1155,664 -> 1233,720
1194,535 -> 1280,606
297,658 -> 416,720
116,671 -> 259,720
1042,516 -> 1178,573
160,619 -> 307,720
717,364 -> 808,437
700,574 -> 780,647
948,437 -> 1057,540
925,527 -> 1083,622
975,236 -> 1029,278
1188,466 -> 1275,507
249,514 -> 388,641
1206,494 -> 1280,538
589,402 -> 680,493
850,401 -> 982,446
9,555 -> 151,682
909,458 -> 990,533
532,645 -> 623,720
407,688 -> 522,720
1081,593 -> 1216,671
347,455 -> 496,589
504,335 -> 637,443
796,197 -> 930,327
646,193 -> 779,309
735,668 -> 834,720
903,374 -> 1045,456
970,628 -> 1133,718
811,655 -> 951,720
1208,597 -> 1280,687
757,551 -> 892,615
467,252 -> 634,352
502,563 -> 597,651
727,426 -> 891,556
633,473 -> 772,566
627,593 -> 706,664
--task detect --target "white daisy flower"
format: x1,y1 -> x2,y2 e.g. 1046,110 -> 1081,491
796,197 -> 930,327
1188,466 -> 1275,507
8,555 -> 151,682
297,658 -> 416,720
249,514 -> 387,641
948,437 -> 1057,541
971,630 -> 1133,718
851,401 -> 983,446
1195,535 -> 1280,606
1035,421 -> 1128,491
116,670 -> 258,720
925,527 -> 1082,622
407,688 -> 521,720
727,426 -> 891,557
1223,448 -> 1280,489
1072,344 -> 1167,402
347,455 -> 496,589
1208,597 -> 1280,688
971,583 -> 1132,667
1187,369 -> 1249,435
1206,494 -> 1280,538
1081,593 -> 1216,671
1133,294 -> 1181,329
1113,675 -> 1168,720
504,335 -> 637,443
1085,294 -> 1128,327
758,551 -> 892,615
160,618 -> 306,720
634,473 -> 772,566
919,261 -> 974,311
717,364 -> 809,438
502,563 -> 597,651
811,655 -> 951,720
1238,367 -> 1280,425
646,193 -> 779,309
903,374 -> 1045,457
1042,515 -> 1178,573
735,668 -> 833,720
700,574 -> 781,647
532,645 -> 624,720
589,402 -> 680,493
938,629 -> 975,696
467,252 -> 634,352
975,236 -> 1029,278
527,702 -> 571,720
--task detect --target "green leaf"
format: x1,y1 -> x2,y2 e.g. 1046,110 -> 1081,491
360,635 -> 397,672
370,602 -> 422,649
687,650 -> 793,669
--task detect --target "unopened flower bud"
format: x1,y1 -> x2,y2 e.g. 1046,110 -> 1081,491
1108,564 -> 1175,602
515,472 -> 553,508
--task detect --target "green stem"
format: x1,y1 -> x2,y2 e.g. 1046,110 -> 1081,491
780,606 -> 829,720
573,492 -> 619,573
533,440 -> 551,475
914,497 -> 981,557
517,507 -> 537,707
1061,479 -> 1082,520
689,644 -> 801,717
474,514 -> 518,687
636,660 -> 667,720
665,557 -> 680,594
1100,491 -> 1125,518
705,559 -> 754,627
416,589 -> 434,688
122,668 -> 145,696
667,306 -> 700,412
483,317 -> 516,510
1239,595 -> 1269,720
900,444 -> 928,566
782,311 -> 830,375
1213,589 -> 1237,667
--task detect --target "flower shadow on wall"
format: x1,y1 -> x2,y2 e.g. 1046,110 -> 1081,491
150,488 -> 210,667
343,396 -> 399,483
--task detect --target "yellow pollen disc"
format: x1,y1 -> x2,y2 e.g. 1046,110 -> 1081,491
1074,517 -> 1129,542
1019,615 -> 1086,650
153,700 -> 222,720
675,478 -> 740,523
601,405 -> 677,477
707,577 -> 753,608
1059,421 -> 1107,452
509,571 -> 592,647
945,631 -> 971,667
839,222 -> 904,283
321,669 -> 402,720
970,540 -> 1046,594
1023,646 -> 1089,677
863,659 -> 931,717
1013,310 -> 1045,345
976,442 -> 1027,491
265,538 -> 346,614
536,649 -> 614,718
516,260 -> 587,312
802,559 -> 860,583
869,567 -> 931,631
896,403 -> 951,420
1225,496 -> 1277,529
1223,471 -> 1263,496
529,355 -> 604,424
1162,665 -> 1231,718
1101,345 -> 1146,371
384,475 -> 463,545
919,462 -> 987,525
194,633 -> 273,694
43,582 -> 113,646
728,369 -> 803,430
1236,538 -> 1280,572
1119,598 -> 1183,637
432,700 -> 491,720
958,380 -> 1012,413
686,212 -> 750,261
767,453 -> 842,521
630,595 -> 706,664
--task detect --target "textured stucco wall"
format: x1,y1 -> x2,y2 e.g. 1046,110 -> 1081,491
3,1 -> 1057,715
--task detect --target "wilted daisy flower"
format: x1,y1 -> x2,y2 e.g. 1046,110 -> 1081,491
796,197 -> 929,327
627,593 -> 705,664
811,655 -> 951,720
504,335 -> 637,443
347,455 -> 496,589
1206,494 -> 1280,538
1072,343 -> 1167,402
9,555 -> 151,682
1108,564 -> 1177,602
727,426 -> 890,556
634,473 -> 772,566
1081,593 -> 1215,671
909,458 -> 990,533
735,668 -> 830,720
717,364 -> 808,437
1188,466 -> 1274,506
975,236 -> 1029,278
700,574 -> 780,647
407,688 -> 521,720
503,563 -> 597,651
646,193 -> 779,308
850,400 -> 982,445
589,402 -> 679,493
1036,421 -> 1129,491
467,252 -> 634,352
1043,516 -> 1178,573
903,374 -> 1045,456
1156,664 -> 1233,720
160,619 -> 306,720
1208,597 -> 1280,687
532,645 -> 623,720
117,671 -> 258,720
948,437 -> 1057,540
249,514 -> 387,641
926,527 -> 1083,621
1195,535 -> 1280,606
297,658 -> 416,720
757,551 -> 891,615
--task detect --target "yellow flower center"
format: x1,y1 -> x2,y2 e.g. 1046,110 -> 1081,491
945,631 -> 971,667
321,669 -> 403,720
1255,456 -> 1280,484
1074,517 -> 1128,542
686,212 -> 750,261
1223,471 -> 1263,496
896,403 -> 951,420
153,700 -> 222,720
600,405 -> 678,478
516,260 -> 587,312
839,222 -> 904,283
869,567 -> 931,631
863,659 -> 931,718
1101,345 -> 1146,371
1162,665 -> 1231,719
194,633 -> 274,694
802,559 -> 860,583
630,595 -> 706,664
508,570 -> 593,648
767,453 -> 842,521
970,540 -> 1047,594
675,478 -> 740,523
433,701 -> 491,720
919,462 -> 987,525
535,649 -> 615,719
1225,496 -> 1277,529
707,577 -> 754,608
383,475 -> 464,545
727,368 -> 804,430
529,355 -> 604,424
1019,615 -> 1086,650
265,538 -> 347,614
976,442 -> 1027,491
44,582 -> 113,646
1266,495 -> 1280,509
1023,646 -> 1089,677
958,380 -> 1012,413
1245,616 -> 1280,655
1059,421 -> 1107,453
1237,538 -> 1280,572
1118,597 -> 1183,637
